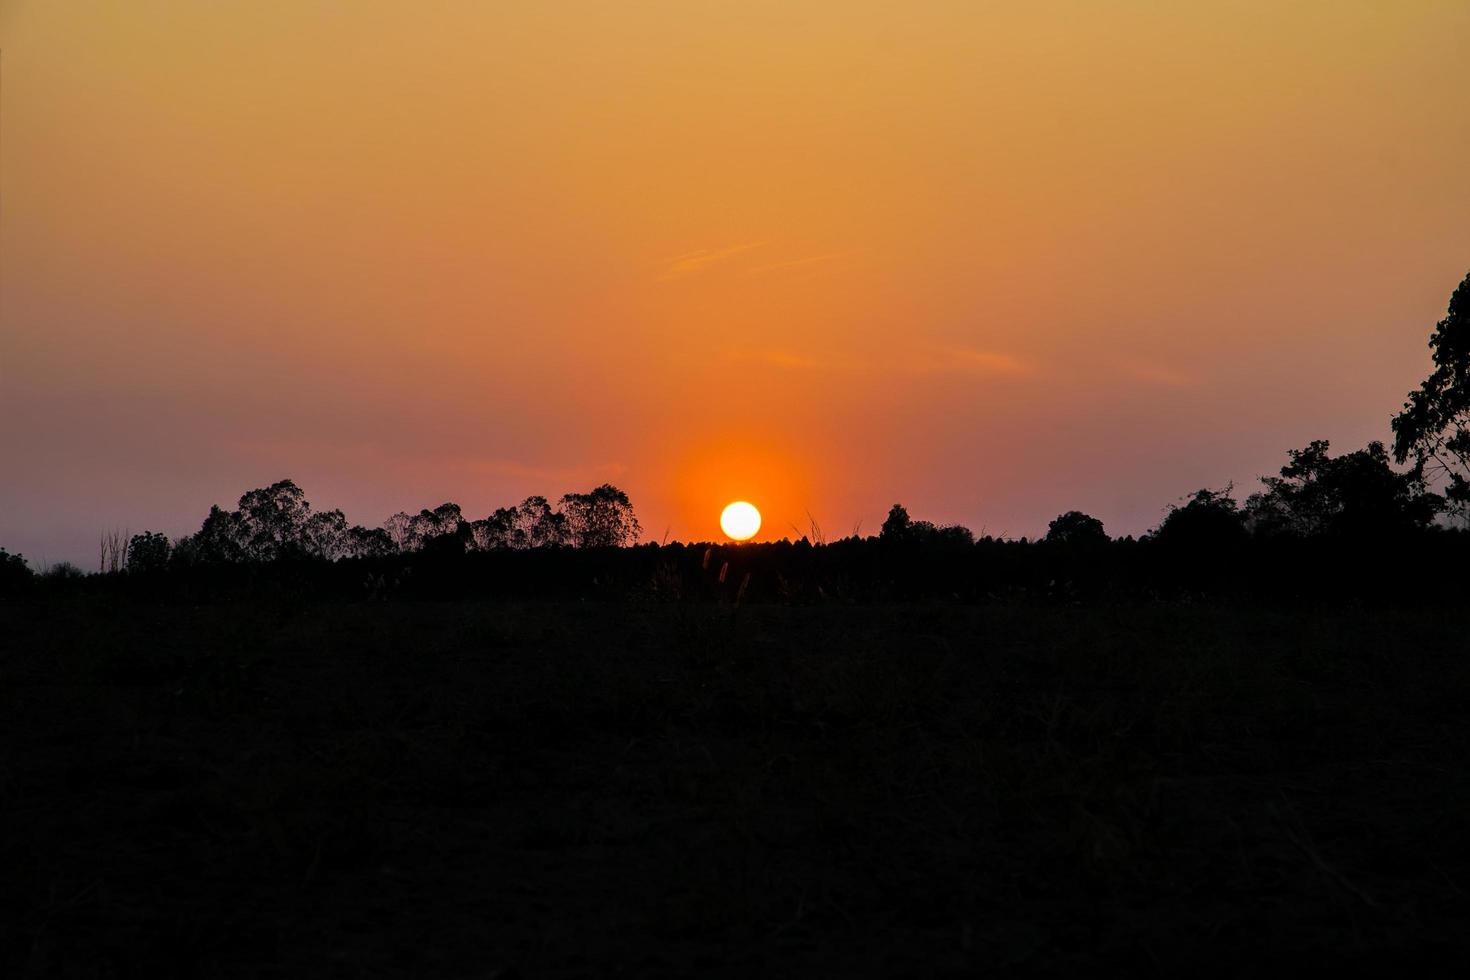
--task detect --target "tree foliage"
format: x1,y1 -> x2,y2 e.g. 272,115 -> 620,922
166,480 -> 644,564
510,496 -> 567,549
879,503 -> 973,547
1046,511 -> 1108,546
1244,440 -> 1441,539
237,480 -> 312,560
126,532 -> 172,572
1152,486 -> 1246,548
410,503 -> 466,550
1392,271 -> 1470,513
0,548 -> 34,594
302,509 -> 351,561
560,485 -> 642,548
880,504 -> 912,540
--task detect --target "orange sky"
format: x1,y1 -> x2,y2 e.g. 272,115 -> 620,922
3,1 -> 1469,563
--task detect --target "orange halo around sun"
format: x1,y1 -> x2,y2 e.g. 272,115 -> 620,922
720,501 -> 761,541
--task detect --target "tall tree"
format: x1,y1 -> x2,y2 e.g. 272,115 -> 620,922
409,502 -> 466,548
560,485 -> 641,548
382,512 -> 414,553
187,505 -> 249,563
301,509 -> 351,560
513,496 -> 567,548
236,480 -> 312,560
470,507 -> 518,551
880,504 -> 912,541
1392,271 -> 1470,515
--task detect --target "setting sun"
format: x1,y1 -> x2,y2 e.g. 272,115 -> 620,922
719,501 -> 761,541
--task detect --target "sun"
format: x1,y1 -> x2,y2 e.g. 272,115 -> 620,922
720,501 -> 761,541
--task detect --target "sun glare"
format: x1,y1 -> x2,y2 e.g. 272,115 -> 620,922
720,501 -> 761,541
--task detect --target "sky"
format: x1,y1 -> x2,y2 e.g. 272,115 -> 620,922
3,1 -> 1469,566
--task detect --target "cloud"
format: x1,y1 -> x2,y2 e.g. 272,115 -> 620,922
744,252 -> 845,277
1117,359 -> 1201,388
728,345 -> 1036,378
933,347 -> 1034,377
658,242 -> 766,280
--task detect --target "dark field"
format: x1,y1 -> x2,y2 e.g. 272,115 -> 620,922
5,595 -> 1469,976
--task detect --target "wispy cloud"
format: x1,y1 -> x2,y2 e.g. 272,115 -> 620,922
728,345 -> 1037,379
738,346 -> 1202,391
658,242 -> 766,281
744,252 -> 845,277
1117,359 -> 1201,388
928,347 -> 1034,377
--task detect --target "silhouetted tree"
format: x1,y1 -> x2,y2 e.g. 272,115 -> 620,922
181,505 -> 249,564
100,529 -> 129,574
1152,486 -> 1246,548
345,525 -> 395,559
0,548 -> 33,594
1392,271 -> 1470,516
469,507 -> 518,551
879,505 -> 972,547
419,526 -> 468,559
383,512 -> 415,552
1244,440 -> 1442,538
1046,511 -> 1108,546
410,502 -> 466,548
916,521 -> 975,547
560,484 -> 641,548
880,504 -> 912,541
237,480 -> 312,560
302,509 -> 351,560
125,532 -> 171,572
512,496 -> 567,548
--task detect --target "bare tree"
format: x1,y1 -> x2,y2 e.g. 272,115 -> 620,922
100,528 -> 129,574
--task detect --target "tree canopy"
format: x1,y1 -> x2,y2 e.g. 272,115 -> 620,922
1244,440 -> 1441,539
158,480 -> 646,566
1045,511 -> 1108,546
1152,486 -> 1246,549
1392,270 -> 1470,514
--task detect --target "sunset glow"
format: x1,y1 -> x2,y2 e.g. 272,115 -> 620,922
8,6 -> 1470,969
2,2 -> 1469,564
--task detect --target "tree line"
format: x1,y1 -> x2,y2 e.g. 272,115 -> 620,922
3,270 -> 1469,587
875,270 -> 1470,549
92,483 -> 643,574
872,435 -> 1443,552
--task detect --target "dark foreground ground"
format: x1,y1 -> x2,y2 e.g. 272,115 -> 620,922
4,596 -> 1469,977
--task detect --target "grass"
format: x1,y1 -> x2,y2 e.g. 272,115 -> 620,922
3,595 -> 1469,976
